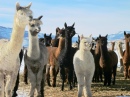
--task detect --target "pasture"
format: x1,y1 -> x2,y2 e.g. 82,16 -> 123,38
17,69 -> 130,97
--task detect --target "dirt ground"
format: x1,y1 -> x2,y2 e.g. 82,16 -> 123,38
18,71 -> 130,97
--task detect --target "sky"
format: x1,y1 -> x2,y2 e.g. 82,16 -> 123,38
0,0 -> 130,37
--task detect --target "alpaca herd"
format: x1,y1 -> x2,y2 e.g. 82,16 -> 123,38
0,2 -> 130,97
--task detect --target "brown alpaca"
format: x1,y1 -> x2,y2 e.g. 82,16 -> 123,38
122,31 -> 130,79
99,35 -> 118,86
93,37 -> 103,82
46,33 -> 65,87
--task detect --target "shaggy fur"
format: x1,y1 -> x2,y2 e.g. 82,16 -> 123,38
24,16 -> 48,97
122,31 -> 130,79
73,35 -> 95,97
0,3 -> 32,97
58,23 -> 76,91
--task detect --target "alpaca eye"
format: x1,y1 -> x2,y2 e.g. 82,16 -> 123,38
31,24 -> 35,27
21,13 -> 24,15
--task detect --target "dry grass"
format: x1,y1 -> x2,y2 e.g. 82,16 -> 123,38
18,71 -> 130,97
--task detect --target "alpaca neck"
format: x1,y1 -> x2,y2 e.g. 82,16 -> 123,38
125,41 -> 130,55
27,32 -> 40,59
100,45 -> 109,60
111,44 -> 115,51
95,45 -> 100,55
58,37 -> 65,51
65,37 -> 71,54
117,44 -> 123,58
9,14 -> 26,57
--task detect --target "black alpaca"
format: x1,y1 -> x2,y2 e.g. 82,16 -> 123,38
58,22 -> 76,91
12,49 -> 24,97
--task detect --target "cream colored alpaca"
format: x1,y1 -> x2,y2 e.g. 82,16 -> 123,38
0,2 -> 33,97
73,35 -> 95,97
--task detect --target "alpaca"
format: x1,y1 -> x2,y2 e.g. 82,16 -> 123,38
122,31 -> 130,79
116,41 -> 124,73
99,35 -> 118,86
39,33 -> 52,46
0,3 -> 33,97
73,35 -> 95,97
46,30 -> 65,87
92,37 -> 103,82
58,23 -> 76,91
24,16 -> 48,97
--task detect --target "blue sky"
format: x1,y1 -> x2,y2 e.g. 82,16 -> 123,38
0,0 -> 130,37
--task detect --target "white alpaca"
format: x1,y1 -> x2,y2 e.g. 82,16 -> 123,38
73,35 -> 95,97
0,2 -> 33,97
24,16 -> 48,97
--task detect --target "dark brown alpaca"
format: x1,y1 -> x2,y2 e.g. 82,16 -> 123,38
93,37 -> 103,82
99,35 -> 118,86
122,31 -> 130,79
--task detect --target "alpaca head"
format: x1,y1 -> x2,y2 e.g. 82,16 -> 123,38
28,16 -> 43,36
15,2 -> 33,26
124,31 -> 130,43
64,23 -> 76,38
44,33 -> 52,46
56,27 -> 65,38
80,34 -> 93,51
98,34 -> 108,47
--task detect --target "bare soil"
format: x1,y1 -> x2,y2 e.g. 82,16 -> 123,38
18,71 -> 130,97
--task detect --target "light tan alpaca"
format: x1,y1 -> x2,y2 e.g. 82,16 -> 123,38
116,41 -> 124,73
0,2 -> 33,97
111,42 -> 115,51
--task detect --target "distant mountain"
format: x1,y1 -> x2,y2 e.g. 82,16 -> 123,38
0,26 -> 129,47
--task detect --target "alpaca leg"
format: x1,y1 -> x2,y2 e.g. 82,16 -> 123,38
0,73 -> 4,97
12,71 -> 20,97
46,64 -> 51,86
24,64 -> 28,84
128,66 -> 130,78
76,73 -> 84,97
28,68 -> 36,97
68,69 -> 73,90
103,71 -> 107,86
5,73 -> 17,97
84,75 -> 92,97
36,68 -> 44,97
112,65 -> 117,85
124,65 -> 128,79
50,66 -> 56,87
107,71 -> 112,86
60,67 -> 65,91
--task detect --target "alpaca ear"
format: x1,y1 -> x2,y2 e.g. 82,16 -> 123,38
72,23 -> 75,27
105,34 -> 108,38
64,22 -> 67,28
99,34 -> 101,38
44,33 -> 46,37
16,2 -> 21,11
89,34 -> 92,38
80,34 -> 84,40
124,31 -> 126,35
50,33 -> 52,37
38,15 -> 43,20
26,2 -> 32,8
